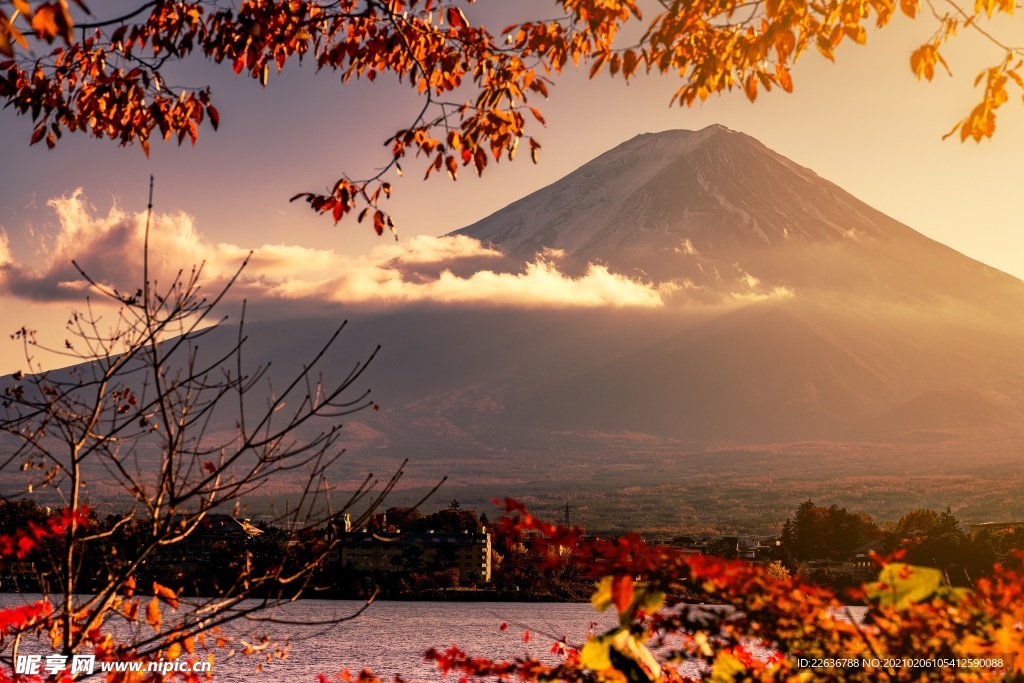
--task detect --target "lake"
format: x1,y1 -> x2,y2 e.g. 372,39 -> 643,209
0,595 -> 869,681
0,596 -> 615,681
215,600 -> 615,682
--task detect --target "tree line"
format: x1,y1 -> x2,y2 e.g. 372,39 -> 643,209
777,499 -> 1024,587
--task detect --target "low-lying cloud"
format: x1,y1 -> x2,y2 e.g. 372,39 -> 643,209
0,191 -> 668,309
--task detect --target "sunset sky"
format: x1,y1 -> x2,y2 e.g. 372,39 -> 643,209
1,3 -> 1023,373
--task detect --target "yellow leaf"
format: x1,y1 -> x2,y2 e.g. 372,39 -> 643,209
591,576 -> 614,612
579,631 -> 616,671
580,628 -> 662,680
709,652 -> 747,683
864,563 -> 945,608
631,585 -> 666,615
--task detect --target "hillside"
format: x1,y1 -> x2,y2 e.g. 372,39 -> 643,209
5,126 -> 1024,532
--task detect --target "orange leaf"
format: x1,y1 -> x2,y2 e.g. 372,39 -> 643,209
623,49 -> 638,77
611,574 -> 634,614
30,5 -> 60,41
153,582 -> 179,609
776,65 -> 793,93
146,596 -> 161,630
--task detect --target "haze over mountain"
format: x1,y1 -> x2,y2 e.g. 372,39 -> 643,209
6,125 -> 1024,532
454,125 -> 1020,308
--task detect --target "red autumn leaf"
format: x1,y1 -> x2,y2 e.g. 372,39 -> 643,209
611,574 -> 633,614
15,534 -> 36,558
203,461 -> 217,474
447,7 -> 467,29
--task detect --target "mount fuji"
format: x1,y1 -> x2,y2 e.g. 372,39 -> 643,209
7,126 -> 1024,531
453,125 -> 1019,306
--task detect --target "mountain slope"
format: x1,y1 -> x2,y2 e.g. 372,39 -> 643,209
452,126 -> 1022,309
8,127 -> 1024,531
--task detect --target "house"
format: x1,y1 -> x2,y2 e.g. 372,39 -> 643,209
336,526 -> 491,583
149,514 -> 263,574
849,538 -> 886,569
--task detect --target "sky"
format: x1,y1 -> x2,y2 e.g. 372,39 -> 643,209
1,2 -> 1023,373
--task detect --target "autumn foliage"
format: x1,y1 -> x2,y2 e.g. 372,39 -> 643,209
418,500 -> 1024,682
0,506 -> 215,682
1,0 -> 1021,234
3,502 -> 1024,680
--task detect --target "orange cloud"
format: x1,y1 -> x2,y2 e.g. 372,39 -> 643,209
0,191 -> 668,309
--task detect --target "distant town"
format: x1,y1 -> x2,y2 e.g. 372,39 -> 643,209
3,498 -> 1022,599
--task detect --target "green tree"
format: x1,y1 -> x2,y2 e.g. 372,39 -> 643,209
783,499 -> 880,561
902,507 -> 969,584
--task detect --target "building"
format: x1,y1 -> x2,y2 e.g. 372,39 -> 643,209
149,514 -> 264,574
849,538 -> 886,569
336,527 -> 491,583
668,534 -> 780,561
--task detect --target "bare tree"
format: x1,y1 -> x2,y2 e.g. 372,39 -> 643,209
0,179 -> 419,676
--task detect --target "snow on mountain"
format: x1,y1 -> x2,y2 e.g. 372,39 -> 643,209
452,125 -> 1019,307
